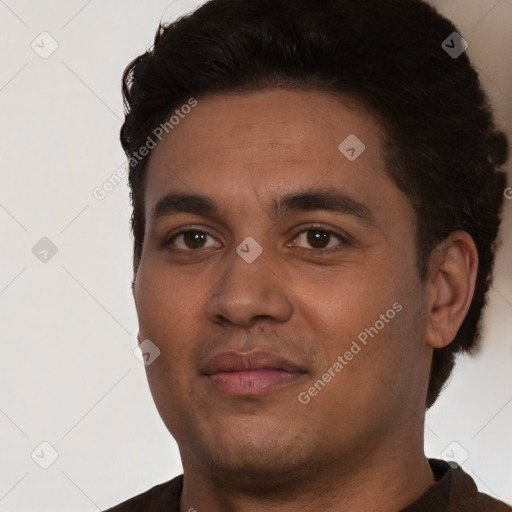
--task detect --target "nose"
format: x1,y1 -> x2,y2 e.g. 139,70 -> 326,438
205,239 -> 293,327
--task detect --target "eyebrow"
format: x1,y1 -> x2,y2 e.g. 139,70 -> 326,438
150,187 -> 375,227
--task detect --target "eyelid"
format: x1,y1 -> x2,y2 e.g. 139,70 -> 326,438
164,225 -> 217,245
164,224 -> 351,252
288,224 -> 350,253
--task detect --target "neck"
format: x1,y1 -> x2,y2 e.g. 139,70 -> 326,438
179,437 -> 436,512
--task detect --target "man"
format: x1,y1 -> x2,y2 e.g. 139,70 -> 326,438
104,0 -> 511,510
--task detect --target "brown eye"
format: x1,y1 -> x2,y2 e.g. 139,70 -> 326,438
165,226 -> 348,254
291,228 -> 348,253
167,230 -> 217,250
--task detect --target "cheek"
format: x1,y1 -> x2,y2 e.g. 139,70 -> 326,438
135,257 -> 202,340
304,262 -> 397,336
134,263 -> 199,422
133,262 -> 207,408
304,254 -> 421,382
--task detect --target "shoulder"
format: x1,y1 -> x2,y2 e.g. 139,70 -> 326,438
446,460 -> 512,511
473,490 -> 512,511
102,474 -> 183,512
406,459 -> 512,511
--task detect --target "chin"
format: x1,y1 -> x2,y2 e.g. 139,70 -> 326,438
203,451 -> 311,494
187,425 -> 319,489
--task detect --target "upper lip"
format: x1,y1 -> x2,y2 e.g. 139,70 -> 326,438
201,350 -> 307,375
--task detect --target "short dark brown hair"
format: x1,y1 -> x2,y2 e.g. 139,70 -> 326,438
120,0 -> 508,409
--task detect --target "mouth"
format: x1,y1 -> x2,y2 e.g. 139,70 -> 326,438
201,350 -> 308,396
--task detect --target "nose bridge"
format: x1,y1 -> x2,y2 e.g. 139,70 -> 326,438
206,231 -> 292,326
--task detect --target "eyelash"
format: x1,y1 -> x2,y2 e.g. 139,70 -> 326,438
164,225 -> 349,255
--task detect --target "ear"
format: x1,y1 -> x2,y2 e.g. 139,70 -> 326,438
424,231 -> 478,349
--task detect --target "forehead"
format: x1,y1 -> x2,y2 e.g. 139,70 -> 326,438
143,88 -> 402,223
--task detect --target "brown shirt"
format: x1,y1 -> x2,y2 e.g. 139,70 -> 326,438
103,458 -> 512,511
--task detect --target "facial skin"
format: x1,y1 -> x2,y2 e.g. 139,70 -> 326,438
133,89 -> 478,512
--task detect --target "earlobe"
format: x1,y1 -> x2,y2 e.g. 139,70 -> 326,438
425,231 -> 478,349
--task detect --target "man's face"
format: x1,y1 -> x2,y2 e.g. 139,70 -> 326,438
133,89 -> 432,483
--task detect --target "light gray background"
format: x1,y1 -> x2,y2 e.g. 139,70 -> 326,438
0,0 -> 511,510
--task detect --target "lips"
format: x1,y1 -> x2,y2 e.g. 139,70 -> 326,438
202,350 -> 306,374
201,350 -> 308,395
